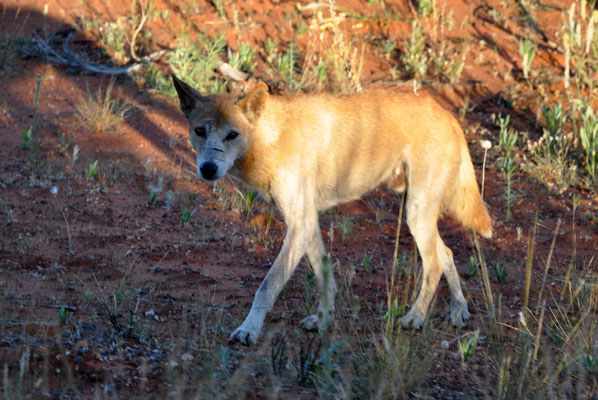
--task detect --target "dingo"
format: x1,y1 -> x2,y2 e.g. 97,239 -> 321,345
172,75 -> 492,345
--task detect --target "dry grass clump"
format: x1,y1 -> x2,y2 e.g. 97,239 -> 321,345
76,78 -> 131,132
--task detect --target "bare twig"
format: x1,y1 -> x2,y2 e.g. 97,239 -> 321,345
25,29 -> 166,75
129,0 -> 149,62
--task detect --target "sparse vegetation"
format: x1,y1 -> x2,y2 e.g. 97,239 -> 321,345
227,41 -> 256,72
76,78 -> 131,132
168,32 -> 227,95
497,114 -> 518,220
85,159 -> 99,180
519,37 -> 537,81
401,19 -> 428,82
1,0 -> 598,398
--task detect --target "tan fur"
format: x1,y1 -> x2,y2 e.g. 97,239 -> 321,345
172,75 -> 492,345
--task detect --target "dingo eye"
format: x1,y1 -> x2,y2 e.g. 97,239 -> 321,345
225,130 -> 239,141
194,126 -> 207,138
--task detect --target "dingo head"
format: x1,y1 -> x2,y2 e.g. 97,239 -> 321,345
172,74 -> 268,181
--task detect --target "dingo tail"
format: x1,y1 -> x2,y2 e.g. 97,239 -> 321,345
448,141 -> 492,239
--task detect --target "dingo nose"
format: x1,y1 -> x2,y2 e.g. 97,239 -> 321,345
200,162 -> 218,180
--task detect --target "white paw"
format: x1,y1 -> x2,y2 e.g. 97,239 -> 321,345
300,314 -> 320,331
450,301 -> 470,327
229,326 -> 259,346
401,309 -> 425,329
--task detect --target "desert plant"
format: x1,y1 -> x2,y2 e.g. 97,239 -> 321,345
58,306 -> 68,324
227,41 -> 256,72
401,20 -> 428,81
337,216 -> 354,240
71,144 -> 80,167
181,208 -> 196,224
458,330 -> 480,362
236,187 -> 258,220
271,41 -> 303,93
542,101 -> 567,157
519,37 -> 537,80
85,160 -> 99,180
169,32 -> 227,95
497,114 -> 518,220
416,0 -> 434,16
76,78 -> 131,132
493,261 -> 508,283
22,74 -> 46,178
561,0 -> 598,93
576,99 -> 598,181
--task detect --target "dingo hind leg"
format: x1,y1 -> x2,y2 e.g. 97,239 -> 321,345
401,192 -> 445,329
441,246 -> 470,326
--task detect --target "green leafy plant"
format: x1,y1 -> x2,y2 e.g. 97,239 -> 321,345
542,101 -> 567,157
169,32 -> 227,95
181,208 -> 196,224
525,102 -> 577,192
416,0 -> 434,16
227,42 -> 256,72
236,188 -> 258,220
148,191 -> 157,207
458,330 -> 480,361
85,160 -> 99,181
493,261 -> 508,283
519,37 -> 537,80
58,306 -> 68,324
271,42 -> 302,93
337,216 -> 354,240
401,20 -> 428,81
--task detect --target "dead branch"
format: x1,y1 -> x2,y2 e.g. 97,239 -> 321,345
24,29 -> 166,75
129,0 -> 149,62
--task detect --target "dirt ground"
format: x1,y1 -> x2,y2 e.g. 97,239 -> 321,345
0,0 -> 597,398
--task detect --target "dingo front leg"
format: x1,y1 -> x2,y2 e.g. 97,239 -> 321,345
229,226 -> 307,345
300,228 -> 337,332
230,186 -> 320,345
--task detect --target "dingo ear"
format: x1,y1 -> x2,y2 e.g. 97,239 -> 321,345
172,74 -> 210,119
239,82 -> 269,122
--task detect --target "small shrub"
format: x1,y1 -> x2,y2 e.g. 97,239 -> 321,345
169,32 -> 227,95
401,20 -> 428,81
76,78 -> 131,132
227,42 -> 256,72
416,0 -> 434,16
